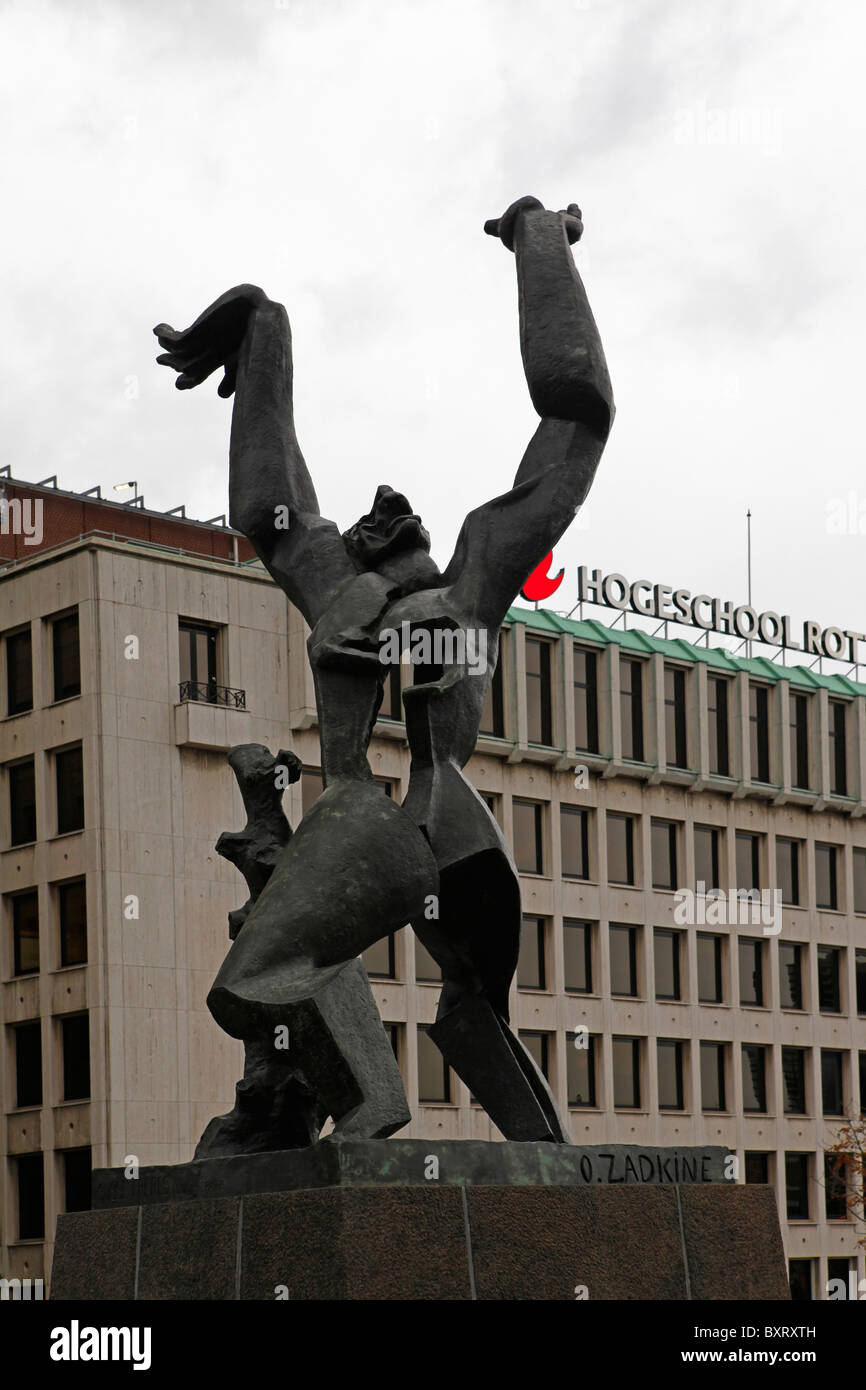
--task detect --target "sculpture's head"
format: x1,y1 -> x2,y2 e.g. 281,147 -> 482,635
343,484 -> 433,571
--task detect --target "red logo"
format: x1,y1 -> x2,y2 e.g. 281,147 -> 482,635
520,552 -> 564,602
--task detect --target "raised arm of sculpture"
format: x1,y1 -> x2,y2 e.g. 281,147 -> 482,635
154,284 -> 356,629
443,195 -> 615,629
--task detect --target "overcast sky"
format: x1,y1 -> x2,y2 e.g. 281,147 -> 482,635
2,0 -> 865,659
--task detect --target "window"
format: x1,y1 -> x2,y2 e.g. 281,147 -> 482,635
749,683 -> 770,782
479,652 -> 504,737
612,1036 -> 641,1108
775,838 -> 800,905
63,1147 -> 92,1213
827,1258 -> 854,1300
560,806 -> 589,880
657,1039 -> 684,1110
654,929 -> 681,1001
854,849 -> 866,914
519,1030 -> 551,1080
824,1154 -> 848,1220
789,692 -> 809,789
567,1034 -> 596,1107
517,916 -> 546,990
362,934 -> 396,979
785,1154 -> 810,1220
782,1047 -> 807,1114
700,1042 -> 726,1111
61,1013 -> 91,1101
664,666 -> 687,768
788,1259 -> 812,1301
573,646 -> 598,753
736,832 -> 760,891
563,920 -> 592,994
15,1021 -> 42,1107
815,844 -> 838,910
857,950 -> 866,1014
697,933 -> 723,1003
738,938 -> 764,1007
5,627 -> 33,715
821,1051 -> 844,1116
59,879 -> 87,966
694,825 -> 720,891
861,1052 -> 866,1115
384,1023 -> 401,1066
620,657 -> 644,761
379,665 -> 402,721
417,1026 -> 450,1102
779,942 -> 804,1010
179,620 -> 218,700
607,813 -> 635,885
513,800 -> 543,875
829,700 -> 848,796
16,1153 -> 45,1240
414,938 -> 442,983
651,819 -> 677,890
9,757 -> 36,845
525,637 -> 552,745
610,924 -> 638,997
742,1045 -> 767,1113
12,890 -> 39,975
708,676 -> 729,776
52,611 -> 81,702
55,746 -> 84,834
817,945 -> 841,1013
745,1152 -> 770,1185
301,769 -> 323,815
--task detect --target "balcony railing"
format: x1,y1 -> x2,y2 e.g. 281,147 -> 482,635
178,680 -> 246,710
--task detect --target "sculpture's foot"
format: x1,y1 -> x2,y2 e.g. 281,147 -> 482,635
195,1059 -> 326,1159
329,1094 -> 411,1142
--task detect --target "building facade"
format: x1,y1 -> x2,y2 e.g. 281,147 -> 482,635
1,476 -> 865,1299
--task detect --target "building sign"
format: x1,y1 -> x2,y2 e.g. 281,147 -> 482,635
577,567 -> 864,663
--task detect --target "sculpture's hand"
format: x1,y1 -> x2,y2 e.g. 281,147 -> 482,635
154,283 -> 268,398
484,196 -> 583,251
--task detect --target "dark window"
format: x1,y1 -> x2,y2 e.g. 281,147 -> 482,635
815,844 -> 838,910
829,700 -> 848,796
56,746 -> 84,834
657,1039 -> 684,1110
6,628 -> 33,715
694,825 -> 720,891
745,1152 -> 770,1184
519,1030 -> 550,1080
563,920 -> 592,994
788,1259 -> 812,1301
785,1154 -> 810,1220
824,1154 -> 848,1220
9,757 -> 36,845
651,819 -> 677,889
52,612 -> 81,702
479,649 -> 504,737
664,666 -> 687,768
517,916 -> 546,990
61,1013 -> 91,1101
854,849 -> 866,914
384,1023 -> 401,1063
700,1041 -> 726,1111
789,693 -> 809,789
779,942 -> 804,1010
301,768 -> 323,815
63,1147 -> 92,1213
15,1021 -> 42,1107
775,837 -> 799,906
697,933 -> 723,1003
708,676 -> 729,776
821,1051 -> 844,1116
610,924 -> 638,997
654,929 -> 681,1001
567,1033 -> 596,1107
573,647 -> 598,753
59,879 -> 87,967
12,890 -> 39,975
861,1052 -> 866,1115
414,938 -> 442,983
738,938 -> 764,1007
362,934 -> 396,979
513,799 -> 543,875
607,813 -> 635,885
525,638 -> 552,746
827,1257 -> 854,1299
612,1036 -> 641,1108
379,665 -> 402,721
749,683 -> 770,782
620,657 -> 644,761
560,806 -> 589,879
417,1026 -> 450,1102
16,1153 -> 45,1240
817,945 -> 841,1013
742,1044 -> 767,1113
782,1048 -> 807,1114
736,832 -> 760,891
857,950 -> 866,1014
179,621 -> 217,700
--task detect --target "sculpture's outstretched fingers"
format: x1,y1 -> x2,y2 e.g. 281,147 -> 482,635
483,195 -> 545,250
